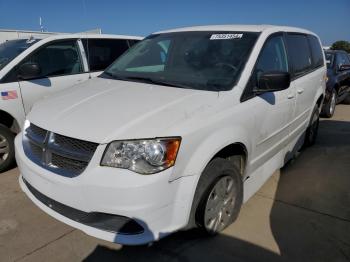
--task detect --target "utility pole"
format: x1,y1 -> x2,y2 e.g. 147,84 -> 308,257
39,17 -> 44,32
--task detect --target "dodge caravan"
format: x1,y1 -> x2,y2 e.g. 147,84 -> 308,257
0,34 -> 142,171
16,25 -> 326,245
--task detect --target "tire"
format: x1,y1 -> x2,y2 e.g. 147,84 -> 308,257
321,89 -> 337,118
192,158 -> 243,235
343,94 -> 350,105
304,105 -> 320,147
0,124 -> 15,173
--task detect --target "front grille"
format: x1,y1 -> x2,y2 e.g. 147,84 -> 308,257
26,123 -> 46,144
51,153 -> 87,174
27,141 -> 43,161
53,134 -> 98,155
23,123 -> 98,177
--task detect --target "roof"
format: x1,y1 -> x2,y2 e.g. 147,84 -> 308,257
13,33 -> 143,42
40,33 -> 143,40
154,24 -> 315,35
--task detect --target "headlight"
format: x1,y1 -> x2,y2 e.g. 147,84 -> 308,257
23,119 -> 30,138
23,119 -> 30,132
101,137 -> 181,174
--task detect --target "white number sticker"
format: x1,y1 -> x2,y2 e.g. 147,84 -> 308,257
210,34 -> 243,40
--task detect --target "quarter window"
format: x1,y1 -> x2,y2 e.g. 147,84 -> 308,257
20,40 -> 83,78
286,34 -> 313,76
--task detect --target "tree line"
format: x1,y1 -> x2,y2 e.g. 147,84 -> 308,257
330,41 -> 350,53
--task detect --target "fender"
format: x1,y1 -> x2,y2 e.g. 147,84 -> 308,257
171,125 -> 251,182
169,125 -> 251,229
312,75 -> 326,111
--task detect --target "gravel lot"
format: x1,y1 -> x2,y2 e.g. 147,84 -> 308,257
1,105 -> 350,262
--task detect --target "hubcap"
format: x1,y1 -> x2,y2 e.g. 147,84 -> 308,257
204,176 -> 236,233
0,134 -> 10,165
330,92 -> 336,115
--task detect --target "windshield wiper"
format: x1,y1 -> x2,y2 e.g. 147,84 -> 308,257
122,76 -> 193,89
101,73 -> 194,89
100,71 -> 124,79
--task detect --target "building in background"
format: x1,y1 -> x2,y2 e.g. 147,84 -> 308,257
0,28 -> 102,43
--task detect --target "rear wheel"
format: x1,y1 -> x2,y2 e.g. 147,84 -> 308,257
0,124 -> 15,173
343,94 -> 350,105
304,105 -> 320,147
321,89 -> 337,118
194,158 -> 243,235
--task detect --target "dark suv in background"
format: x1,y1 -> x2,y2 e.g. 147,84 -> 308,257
322,50 -> 350,117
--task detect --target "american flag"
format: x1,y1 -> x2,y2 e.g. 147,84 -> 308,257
1,90 -> 18,100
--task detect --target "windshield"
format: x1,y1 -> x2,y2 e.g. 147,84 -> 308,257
325,52 -> 334,69
103,31 -> 259,91
0,39 -> 39,70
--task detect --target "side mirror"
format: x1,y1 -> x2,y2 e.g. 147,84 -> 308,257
254,71 -> 291,94
339,64 -> 350,71
18,62 -> 41,80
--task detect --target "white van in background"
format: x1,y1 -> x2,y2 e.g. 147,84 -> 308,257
16,25 -> 325,245
0,34 -> 142,171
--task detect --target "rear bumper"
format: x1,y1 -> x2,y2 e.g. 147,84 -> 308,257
15,134 -> 198,245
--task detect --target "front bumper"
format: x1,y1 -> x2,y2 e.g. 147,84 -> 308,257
15,134 -> 197,245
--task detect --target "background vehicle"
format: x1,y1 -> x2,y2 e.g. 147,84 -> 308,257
16,25 -> 325,245
344,53 -> 350,104
322,50 -> 350,117
0,34 -> 142,172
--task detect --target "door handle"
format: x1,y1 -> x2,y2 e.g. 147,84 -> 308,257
297,89 -> 304,94
287,94 -> 295,99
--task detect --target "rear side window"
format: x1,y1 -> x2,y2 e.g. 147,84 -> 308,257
308,35 -> 324,68
82,39 -> 130,71
286,34 -> 313,77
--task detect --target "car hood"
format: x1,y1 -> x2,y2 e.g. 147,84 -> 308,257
28,77 -> 220,144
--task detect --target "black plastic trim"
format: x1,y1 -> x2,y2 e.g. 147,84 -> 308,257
23,177 -> 144,235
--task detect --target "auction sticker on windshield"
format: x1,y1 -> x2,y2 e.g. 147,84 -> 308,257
210,34 -> 243,40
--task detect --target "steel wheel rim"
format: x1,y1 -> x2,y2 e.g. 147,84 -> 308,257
204,176 -> 236,233
0,134 -> 10,165
330,92 -> 336,115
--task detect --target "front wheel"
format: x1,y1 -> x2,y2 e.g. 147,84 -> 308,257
321,89 -> 337,118
194,158 -> 243,234
0,124 -> 15,173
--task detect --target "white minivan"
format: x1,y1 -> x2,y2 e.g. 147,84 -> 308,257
15,25 -> 326,245
0,34 -> 142,171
